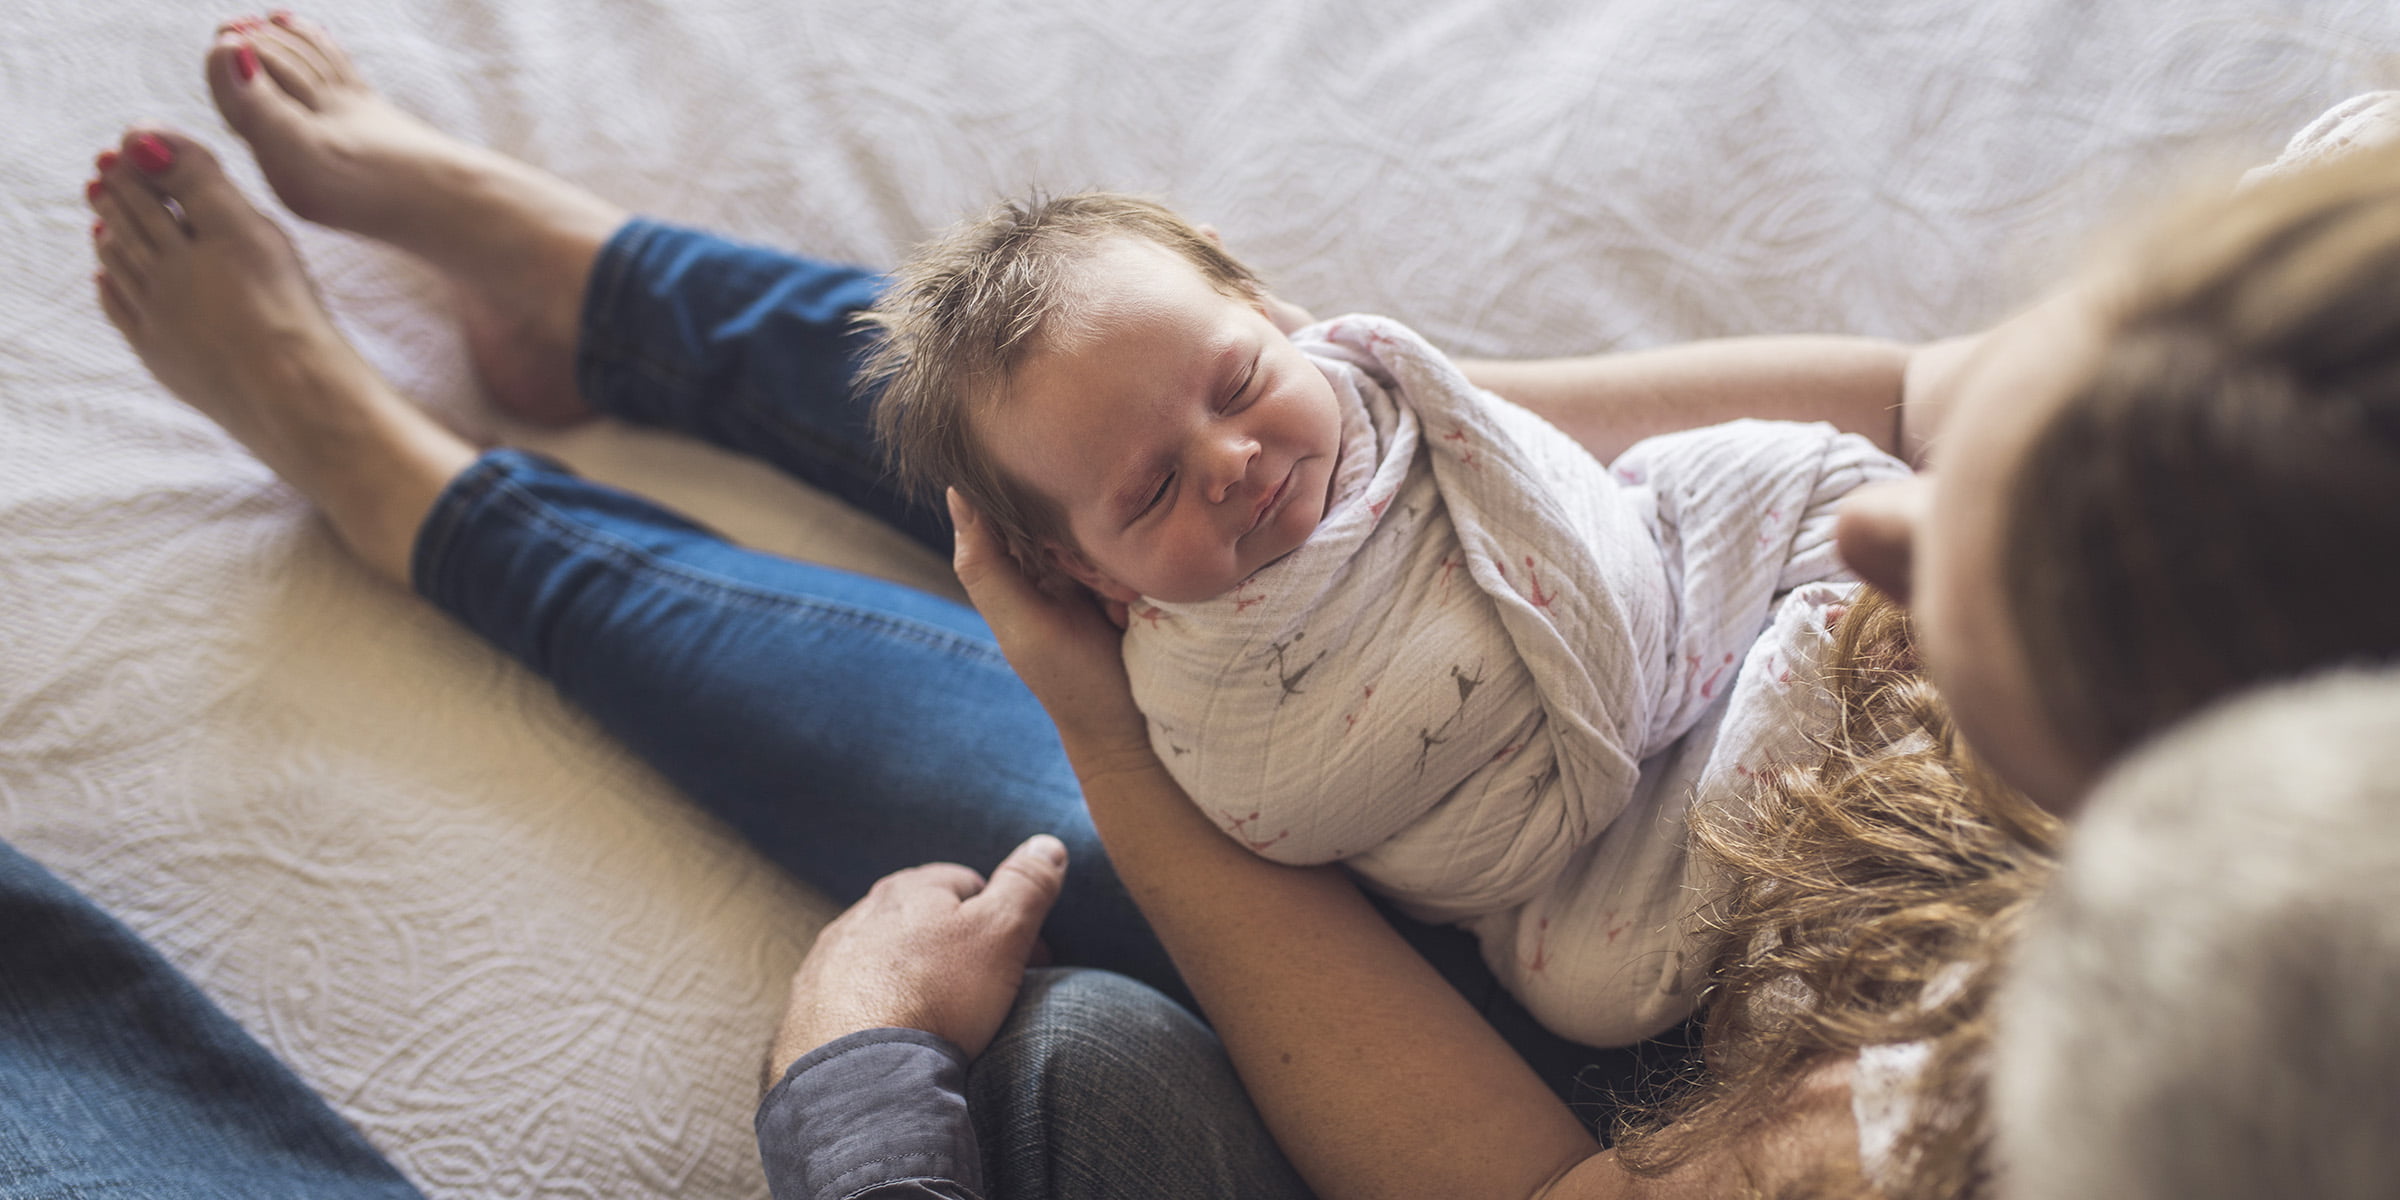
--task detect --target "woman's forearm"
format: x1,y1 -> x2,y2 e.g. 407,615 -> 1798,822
1058,735 -> 1610,1200
1459,335 -> 1913,465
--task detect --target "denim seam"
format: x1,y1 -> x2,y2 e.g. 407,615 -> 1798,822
577,219 -> 659,362
412,453 -> 513,601
472,472 -> 1005,666
835,1169 -> 967,1200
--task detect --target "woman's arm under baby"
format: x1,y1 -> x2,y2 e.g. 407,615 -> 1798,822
1458,334 -> 1964,468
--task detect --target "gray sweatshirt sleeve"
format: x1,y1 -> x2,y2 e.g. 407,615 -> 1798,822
755,1027 -> 984,1200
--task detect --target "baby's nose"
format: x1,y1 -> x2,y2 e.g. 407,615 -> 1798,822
1204,432 -> 1259,501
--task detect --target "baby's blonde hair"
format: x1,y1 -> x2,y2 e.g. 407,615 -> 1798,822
863,191 -> 1266,576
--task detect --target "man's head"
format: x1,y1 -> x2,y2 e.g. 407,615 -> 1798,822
1993,669 -> 2400,1200
868,193 -> 1343,603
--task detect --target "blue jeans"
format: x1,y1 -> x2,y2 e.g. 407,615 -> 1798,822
416,218 -> 1697,1106
0,839 -> 424,1199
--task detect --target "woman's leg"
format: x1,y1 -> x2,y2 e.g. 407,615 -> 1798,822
88,114 -> 1178,987
209,15 -> 943,549
86,114 -> 1166,978
573,219 -> 946,549
0,839 -> 424,1199
205,12 -> 625,430
415,448 -> 1178,988
89,124 -> 470,583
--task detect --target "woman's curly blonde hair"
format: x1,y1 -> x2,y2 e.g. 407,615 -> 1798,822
1615,590 -> 2060,1199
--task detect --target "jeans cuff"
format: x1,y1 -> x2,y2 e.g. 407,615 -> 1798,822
409,448 -> 561,612
574,216 -> 681,424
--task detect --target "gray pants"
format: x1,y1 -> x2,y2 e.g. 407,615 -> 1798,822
971,969 -> 1313,1200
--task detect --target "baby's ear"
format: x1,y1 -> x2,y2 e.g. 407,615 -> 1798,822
1253,288 -> 1316,336
1044,543 -> 1142,605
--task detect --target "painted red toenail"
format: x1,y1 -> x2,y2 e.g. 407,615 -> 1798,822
96,150 -> 120,172
130,134 -> 175,175
236,44 -> 259,82
84,178 -> 103,203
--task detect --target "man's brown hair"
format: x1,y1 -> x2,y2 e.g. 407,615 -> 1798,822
862,191 -> 1265,577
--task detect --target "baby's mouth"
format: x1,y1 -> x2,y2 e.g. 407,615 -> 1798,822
1246,469 -> 1293,536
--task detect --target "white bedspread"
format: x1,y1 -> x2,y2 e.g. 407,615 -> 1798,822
3,1 -> 2394,1195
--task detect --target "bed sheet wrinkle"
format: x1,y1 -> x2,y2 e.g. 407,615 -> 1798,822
2,0 -> 2396,1195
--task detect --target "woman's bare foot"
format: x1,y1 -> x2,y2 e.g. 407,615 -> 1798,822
205,12 -> 624,425
86,127 -> 476,585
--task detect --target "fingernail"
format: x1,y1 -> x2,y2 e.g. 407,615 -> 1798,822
236,44 -> 259,82
130,134 -> 175,175
84,178 -> 104,203
96,150 -> 120,172
1026,834 -> 1066,866
270,9 -> 294,24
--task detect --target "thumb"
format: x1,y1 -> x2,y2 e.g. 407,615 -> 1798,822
947,488 -> 990,580
948,488 -> 1023,600
968,834 -> 1069,941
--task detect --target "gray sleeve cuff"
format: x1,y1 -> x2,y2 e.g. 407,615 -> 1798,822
755,1028 -> 984,1200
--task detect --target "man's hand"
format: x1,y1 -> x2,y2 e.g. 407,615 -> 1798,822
766,835 -> 1069,1084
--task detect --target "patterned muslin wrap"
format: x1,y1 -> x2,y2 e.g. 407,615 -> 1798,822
1123,315 -> 1908,1045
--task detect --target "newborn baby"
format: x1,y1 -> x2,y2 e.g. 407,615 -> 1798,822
870,192 -> 1905,1045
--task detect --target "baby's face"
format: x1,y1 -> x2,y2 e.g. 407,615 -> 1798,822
980,237 -> 1344,604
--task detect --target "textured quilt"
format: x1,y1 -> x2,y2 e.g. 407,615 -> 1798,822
3,0 -> 2394,1194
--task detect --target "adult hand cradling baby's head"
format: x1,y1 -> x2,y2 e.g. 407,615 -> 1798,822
949,489 -> 1149,757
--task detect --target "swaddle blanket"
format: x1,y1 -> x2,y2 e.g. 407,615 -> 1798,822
1123,315 -> 1907,1044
